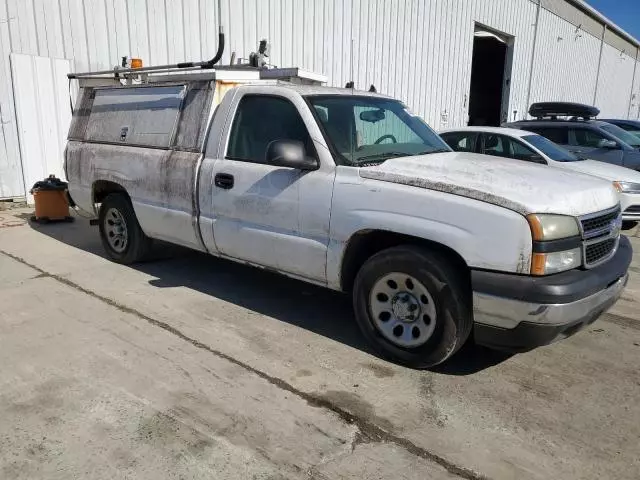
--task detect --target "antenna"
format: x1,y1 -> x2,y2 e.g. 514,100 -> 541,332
350,38 -> 354,94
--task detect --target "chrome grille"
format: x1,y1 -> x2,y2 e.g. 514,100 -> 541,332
579,206 -> 621,268
581,207 -> 620,240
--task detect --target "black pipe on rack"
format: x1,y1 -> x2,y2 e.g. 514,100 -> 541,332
67,31 -> 225,79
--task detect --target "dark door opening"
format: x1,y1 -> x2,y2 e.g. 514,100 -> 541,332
468,34 -> 508,126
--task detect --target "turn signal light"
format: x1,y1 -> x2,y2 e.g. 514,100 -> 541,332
531,253 -> 547,276
130,58 -> 143,69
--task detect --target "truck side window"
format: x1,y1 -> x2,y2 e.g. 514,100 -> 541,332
227,95 -> 315,163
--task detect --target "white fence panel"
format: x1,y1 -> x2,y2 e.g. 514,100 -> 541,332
10,53 -> 72,204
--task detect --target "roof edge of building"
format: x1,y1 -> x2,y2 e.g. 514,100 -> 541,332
567,0 -> 639,52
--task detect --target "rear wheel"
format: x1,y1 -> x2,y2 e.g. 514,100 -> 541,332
353,246 -> 472,368
98,193 -> 151,264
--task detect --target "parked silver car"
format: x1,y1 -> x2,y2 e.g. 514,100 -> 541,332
506,103 -> 640,170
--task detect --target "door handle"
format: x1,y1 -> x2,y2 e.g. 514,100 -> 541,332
215,173 -> 234,189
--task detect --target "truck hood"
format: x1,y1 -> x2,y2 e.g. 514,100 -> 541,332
555,159 -> 640,183
359,152 -> 618,217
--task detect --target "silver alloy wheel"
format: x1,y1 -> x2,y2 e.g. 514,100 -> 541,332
368,272 -> 437,348
104,207 -> 128,253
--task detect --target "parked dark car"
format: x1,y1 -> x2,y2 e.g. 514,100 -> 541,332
506,103 -> 640,170
599,119 -> 640,140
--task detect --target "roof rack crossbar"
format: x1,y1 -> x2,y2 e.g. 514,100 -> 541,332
68,30 -> 224,80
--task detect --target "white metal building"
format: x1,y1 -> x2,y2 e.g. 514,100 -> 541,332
1,0 -> 640,200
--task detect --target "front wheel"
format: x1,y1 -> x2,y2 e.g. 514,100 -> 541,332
98,193 -> 151,264
353,246 -> 472,368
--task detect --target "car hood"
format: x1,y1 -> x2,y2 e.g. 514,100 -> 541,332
556,159 -> 640,183
359,152 -> 618,216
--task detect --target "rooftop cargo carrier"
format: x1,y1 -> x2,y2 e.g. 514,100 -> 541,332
528,102 -> 600,120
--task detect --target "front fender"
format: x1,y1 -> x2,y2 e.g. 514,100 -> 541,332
326,178 -> 533,290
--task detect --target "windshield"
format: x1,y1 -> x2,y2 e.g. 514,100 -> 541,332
522,134 -> 581,162
307,95 -> 451,165
602,120 -> 640,138
600,123 -> 640,148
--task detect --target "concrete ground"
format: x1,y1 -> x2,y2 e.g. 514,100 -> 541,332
0,209 -> 639,480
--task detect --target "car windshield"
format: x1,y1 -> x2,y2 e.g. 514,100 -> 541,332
620,125 -> 640,139
522,134 -> 581,162
600,123 -> 640,148
602,120 -> 640,138
307,95 -> 451,166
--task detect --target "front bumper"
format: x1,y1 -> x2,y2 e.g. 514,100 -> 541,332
620,193 -> 640,221
472,235 -> 632,352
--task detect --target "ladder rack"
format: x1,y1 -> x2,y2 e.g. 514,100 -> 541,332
69,0 -> 225,80
74,67 -> 327,88
68,33 -> 225,79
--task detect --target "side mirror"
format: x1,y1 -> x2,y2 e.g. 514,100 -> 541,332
598,139 -> 618,149
266,140 -> 319,170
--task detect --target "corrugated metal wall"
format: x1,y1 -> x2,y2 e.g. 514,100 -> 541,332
630,55 -> 640,119
529,7 -> 601,106
1,0 -> 639,199
596,43 -> 637,117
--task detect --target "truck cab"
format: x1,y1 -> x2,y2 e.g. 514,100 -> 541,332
64,69 -> 631,368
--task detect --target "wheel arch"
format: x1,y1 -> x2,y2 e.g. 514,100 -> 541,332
93,180 -> 129,205
339,229 -> 470,293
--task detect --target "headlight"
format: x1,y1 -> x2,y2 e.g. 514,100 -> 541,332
531,248 -> 582,275
526,214 -> 580,241
613,181 -> 640,194
527,214 -> 582,275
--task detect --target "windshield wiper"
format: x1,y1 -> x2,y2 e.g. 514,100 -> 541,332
355,152 -> 411,163
356,148 -> 451,165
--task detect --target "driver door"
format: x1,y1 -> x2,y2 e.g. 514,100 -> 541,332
207,92 -> 335,283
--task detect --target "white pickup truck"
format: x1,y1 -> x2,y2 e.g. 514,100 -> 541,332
64,68 -> 631,368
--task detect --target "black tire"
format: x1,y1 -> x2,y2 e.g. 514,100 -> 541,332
621,221 -> 637,231
353,245 -> 473,369
98,193 -> 151,264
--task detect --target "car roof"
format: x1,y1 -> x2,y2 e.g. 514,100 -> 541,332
600,118 -> 640,125
439,126 -> 536,138
267,83 -> 394,99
